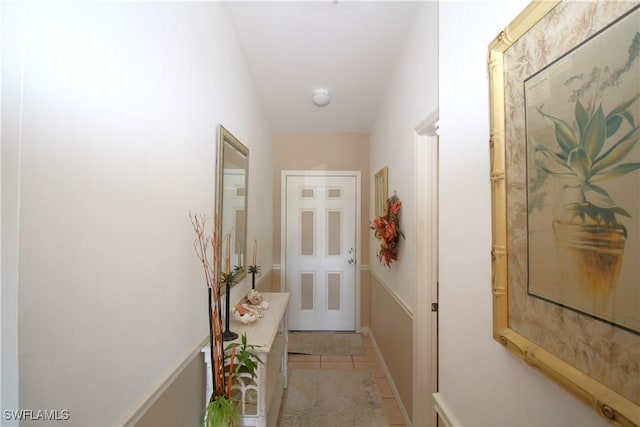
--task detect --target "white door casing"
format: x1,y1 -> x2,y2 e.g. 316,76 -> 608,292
414,111 -> 439,426
281,171 -> 360,331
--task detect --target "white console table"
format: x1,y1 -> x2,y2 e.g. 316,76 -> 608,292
202,292 -> 289,427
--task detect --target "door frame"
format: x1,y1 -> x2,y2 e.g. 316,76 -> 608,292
413,110 -> 439,426
280,170 -> 362,332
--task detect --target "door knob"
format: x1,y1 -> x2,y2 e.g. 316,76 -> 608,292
348,258 -> 356,265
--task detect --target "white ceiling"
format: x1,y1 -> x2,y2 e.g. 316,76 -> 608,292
226,1 -> 422,134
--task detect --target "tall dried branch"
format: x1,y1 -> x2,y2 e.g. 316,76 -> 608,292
226,344 -> 237,399
190,212 -> 214,289
190,212 -> 226,398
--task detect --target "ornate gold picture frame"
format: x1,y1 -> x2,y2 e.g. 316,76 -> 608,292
488,1 -> 639,425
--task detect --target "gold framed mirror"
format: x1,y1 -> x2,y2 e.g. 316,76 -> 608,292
374,167 -> 388,217
216,125 -> 249,285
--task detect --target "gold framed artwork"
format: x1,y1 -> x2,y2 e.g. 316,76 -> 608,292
374,167 -> 388,217
488,1 -> 639,425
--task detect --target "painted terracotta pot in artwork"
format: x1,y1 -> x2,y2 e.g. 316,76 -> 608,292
553,218 -> 626,297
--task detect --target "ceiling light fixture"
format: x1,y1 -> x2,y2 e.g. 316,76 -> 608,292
312,88 -> 331,107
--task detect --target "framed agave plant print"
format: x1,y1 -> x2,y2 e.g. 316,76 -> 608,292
489,1 -> 639,425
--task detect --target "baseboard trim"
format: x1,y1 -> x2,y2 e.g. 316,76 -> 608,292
117,334 -> 209,426
368,330 -> 412,427
433,392 -> 461,427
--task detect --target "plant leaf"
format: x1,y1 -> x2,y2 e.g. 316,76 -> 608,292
567,147 -> 591,180
245,359 -> 255,375
611,207 -> 632,218
203,396 -> 238,427
592,126 -> 640,174
538,165 -> 579,181
538,106 -> 579,154
603,93 -> 639,137
607,93 -> 639,118
575,100 -> 588,136
622,110 -> 636,128
606,115 -> 623,138
534,145 -> 569,169
592,162 -> 640,182
581,104 -> 606,159
583,183 -> 616,208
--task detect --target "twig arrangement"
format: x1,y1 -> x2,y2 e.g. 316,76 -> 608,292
190,212 -> 225,398
191,213 -> 264,426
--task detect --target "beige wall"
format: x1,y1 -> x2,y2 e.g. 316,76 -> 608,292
369,272 -> 413,418
272,133 -> 370,266
272,133 -> 370,328
360,269 -> 371,328
135,356 -> 206,427
255,269 -> 277,293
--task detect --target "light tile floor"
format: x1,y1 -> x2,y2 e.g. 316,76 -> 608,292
284,333 -> 405,426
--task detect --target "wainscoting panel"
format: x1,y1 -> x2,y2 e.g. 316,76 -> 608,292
134,355 -> 205,427
130,270 -> 275,426
368,271 -> 414,423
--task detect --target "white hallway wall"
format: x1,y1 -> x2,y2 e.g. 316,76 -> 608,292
368,1 -> 438,420
1,2 -> 272,425
369,0 -> 439,312
438,1 -> 607,425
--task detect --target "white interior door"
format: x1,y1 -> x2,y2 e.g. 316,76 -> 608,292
284,173 -> 358,331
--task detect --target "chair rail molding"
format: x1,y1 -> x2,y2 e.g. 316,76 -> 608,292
433,392 -> 462,427
118,335 -> 209,426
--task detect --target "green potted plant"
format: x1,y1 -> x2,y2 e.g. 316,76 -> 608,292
535,88 -> 639,296
202,395 -> 237,427
202,334 -> 262,427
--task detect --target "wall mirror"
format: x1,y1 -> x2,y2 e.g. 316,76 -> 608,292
374,167 -> 388,217
216,125 -> 249,285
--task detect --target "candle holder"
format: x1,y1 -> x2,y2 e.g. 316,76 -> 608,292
221,271 -> 238,341
248,265 -> 261,290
